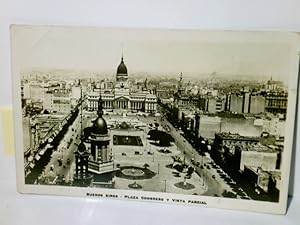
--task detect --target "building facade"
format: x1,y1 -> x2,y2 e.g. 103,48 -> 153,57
43,89 -> 72,113
229,92 -> 266,114
87,56 -> 157,113
265,92 -> 288,117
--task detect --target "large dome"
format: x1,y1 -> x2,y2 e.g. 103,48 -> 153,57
93,117 -> 108,134
117,57 -> 127,75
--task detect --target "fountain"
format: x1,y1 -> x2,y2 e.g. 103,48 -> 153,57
116,166 -> 156,180
122,167 -> 145,177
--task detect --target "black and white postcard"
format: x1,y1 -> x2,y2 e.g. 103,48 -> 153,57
11,25 -> 299,214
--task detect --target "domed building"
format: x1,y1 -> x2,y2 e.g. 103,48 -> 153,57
116,56 -> 128,82
83,94 -> 114,175
87,56 -> 157,113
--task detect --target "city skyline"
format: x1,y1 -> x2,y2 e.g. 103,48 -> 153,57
13,26 -> 299,84
21,68 -> 287,84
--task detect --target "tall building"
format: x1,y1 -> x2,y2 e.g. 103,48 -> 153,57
84,94 -> 114,174
265,92 -> 288,117
243,92 -> 250,113
229,93 -> 244,113
43,89 -> 71,113
229,92 -> 265,114
249,94 -> 265,114
72,86 -> 81,100
205,96 -> 225,113
29,84 -> 45,101
87,56 -> 157,113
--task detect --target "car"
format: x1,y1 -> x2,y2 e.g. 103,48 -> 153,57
57,158 -> 62,166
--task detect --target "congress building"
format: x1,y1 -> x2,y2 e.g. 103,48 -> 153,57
87,56 -> 157,113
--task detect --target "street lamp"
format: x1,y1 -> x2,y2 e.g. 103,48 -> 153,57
163,179 -> 167,192
152,152 -> 154,162
202,170 -> 206,188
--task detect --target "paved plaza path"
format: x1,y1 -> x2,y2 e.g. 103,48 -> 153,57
109,114 -> 207,195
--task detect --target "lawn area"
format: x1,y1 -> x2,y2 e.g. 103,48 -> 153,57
113,135 -> 144,146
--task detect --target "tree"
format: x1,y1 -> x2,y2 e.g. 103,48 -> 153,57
186,166 -> 194,176
222,190 -> 236,198
148,130 -> 174,146
120,121 -> 130,129
148,130 -> 159,142
173,163 -> 184,172
159,134 -> 172,147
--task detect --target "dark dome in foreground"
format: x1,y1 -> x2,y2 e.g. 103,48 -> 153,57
117,58 -> 127,75
93,117 -> 108,134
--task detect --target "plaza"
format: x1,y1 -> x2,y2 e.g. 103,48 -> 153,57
29,102 -> 247,199
107,114 -> 206,195
80,110 -> 208,195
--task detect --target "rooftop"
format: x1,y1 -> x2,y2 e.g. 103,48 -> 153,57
217,132 -> 259,141
244,143 -> 277,153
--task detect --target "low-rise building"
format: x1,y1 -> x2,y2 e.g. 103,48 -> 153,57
243,166 -> 280,199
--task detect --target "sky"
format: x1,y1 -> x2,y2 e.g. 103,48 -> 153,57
11,25 -> 300,81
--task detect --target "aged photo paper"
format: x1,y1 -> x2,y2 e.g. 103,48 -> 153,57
11,25 -> 300,214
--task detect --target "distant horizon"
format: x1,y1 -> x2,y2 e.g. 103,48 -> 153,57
14,26 -> 299,86
21,67 -> 284,83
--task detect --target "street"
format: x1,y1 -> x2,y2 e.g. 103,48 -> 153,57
159,114 -> 238,197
